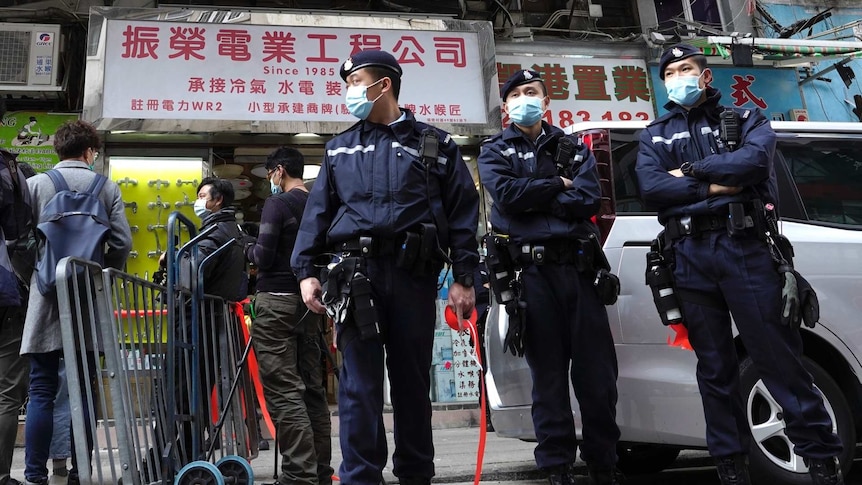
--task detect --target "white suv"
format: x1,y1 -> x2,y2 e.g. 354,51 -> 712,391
483,121 -> 862,483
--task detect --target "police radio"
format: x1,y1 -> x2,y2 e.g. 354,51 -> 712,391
482,234 -> 516,306
720,110 -> 740,151
553,136 -> 583,178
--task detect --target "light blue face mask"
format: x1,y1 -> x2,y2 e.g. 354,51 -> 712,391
345,78 -> 384,120
270,179 -> 283,195
507,96 -> 545,126
665,73 -> 705,106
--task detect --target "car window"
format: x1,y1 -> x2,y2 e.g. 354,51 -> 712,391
779,137 -> 862,226
609,129 -> 649,214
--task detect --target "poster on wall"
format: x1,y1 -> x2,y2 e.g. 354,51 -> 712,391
495,55 -> 657,128
0,111 -> 79,171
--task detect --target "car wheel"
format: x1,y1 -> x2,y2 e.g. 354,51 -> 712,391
739,356 -> 855,484
615,444 -> 681,475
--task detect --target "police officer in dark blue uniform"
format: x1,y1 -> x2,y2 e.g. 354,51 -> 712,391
478,69 -> 622,485
636,44 -> 843,485
291,50 -> 479,485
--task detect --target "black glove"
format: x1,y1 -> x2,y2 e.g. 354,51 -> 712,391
779,264 -> 800,328
795,271 -> 819,329
503,300 -> 527,357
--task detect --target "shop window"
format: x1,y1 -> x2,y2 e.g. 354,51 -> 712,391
780,139 -> 862,226
654,0 -> 723,36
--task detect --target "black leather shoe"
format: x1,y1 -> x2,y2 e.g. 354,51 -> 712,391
807,457 -> 844,485
545,464 -> 576,485
587,467 -> 625,485
714,454 -> 751,485
399,477 -> 431,485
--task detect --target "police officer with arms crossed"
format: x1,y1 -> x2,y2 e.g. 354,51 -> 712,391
291,50 -> 479,485
636,44 -> 844,485
477,69 -> 623,485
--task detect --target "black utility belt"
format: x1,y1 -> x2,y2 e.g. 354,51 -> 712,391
665,204 -> 763,241
513,238 -> 596,271
335,223 -> 441,274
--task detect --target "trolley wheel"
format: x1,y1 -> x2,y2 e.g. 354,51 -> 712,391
216,455 -> 254,485
174,460 -> 226,485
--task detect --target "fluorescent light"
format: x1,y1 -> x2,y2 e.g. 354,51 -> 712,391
462,156 -> 472,161
110,130 -> 136,134
295,133 -> 320,137
303,165 -> 321,180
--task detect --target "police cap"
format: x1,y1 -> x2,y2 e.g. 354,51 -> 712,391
658,44 -> 704,79
339,50 -> 403,81
500,69 -> 543,100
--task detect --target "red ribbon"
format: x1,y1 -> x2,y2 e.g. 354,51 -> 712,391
444,305 -> 486,485
667,323 -> 693,351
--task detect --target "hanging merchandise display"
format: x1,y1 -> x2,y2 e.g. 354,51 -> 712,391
109,157 -> 204,280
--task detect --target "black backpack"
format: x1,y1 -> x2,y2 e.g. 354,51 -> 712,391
34,170 -> 111,295
0,149 -> 32,241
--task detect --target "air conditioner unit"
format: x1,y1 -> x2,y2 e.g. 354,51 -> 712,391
0,23 -> 62,92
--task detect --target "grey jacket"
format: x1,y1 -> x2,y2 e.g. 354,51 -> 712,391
21,160 -> 132,355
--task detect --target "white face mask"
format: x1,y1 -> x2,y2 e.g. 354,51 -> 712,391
193,198 -> 210,218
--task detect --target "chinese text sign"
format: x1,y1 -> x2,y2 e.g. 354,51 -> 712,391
103,20 -> 486,124
496,55 -> 656,128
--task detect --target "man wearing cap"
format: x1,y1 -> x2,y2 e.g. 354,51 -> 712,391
291,49 -> 479,485
636,44 -> 844,485
477,69 -> 623,485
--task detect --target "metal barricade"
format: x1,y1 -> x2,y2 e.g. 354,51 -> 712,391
57,256 -> 169,485
57,210 -> 258,485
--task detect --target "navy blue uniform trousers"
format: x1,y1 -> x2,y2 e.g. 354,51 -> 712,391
335,258 -> 437,485
522,263 -> 620,470
674,232 -> 842,458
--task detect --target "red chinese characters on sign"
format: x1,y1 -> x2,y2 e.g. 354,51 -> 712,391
573,66 -> 611,101
612,66 -> 650,102
169,27 -> 206,60
533,63 -> 569,100
496,62 -> 651,104
730,74 -> 767,109
307,34 -> 339,63
393,36 -> 426,66
262,31 -> 297,63
349,34 -> 382,55
216,30 -> 252,62
121,26 -> 160,59
434,37 -> 466,68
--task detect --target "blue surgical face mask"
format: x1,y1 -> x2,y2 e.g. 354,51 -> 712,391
507,95 -> 545,126
193,198 -> 210,218
665,72 -> 705,106
345,78 -> 384,120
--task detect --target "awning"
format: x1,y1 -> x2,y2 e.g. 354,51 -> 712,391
702,36 -> 862,66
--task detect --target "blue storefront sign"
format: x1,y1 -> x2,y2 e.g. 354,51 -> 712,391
649,66 -> 804,120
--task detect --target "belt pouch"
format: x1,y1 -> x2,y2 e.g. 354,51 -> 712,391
350,272 -> 379,339
418,223 -> 437,263
396,232 -> 420,270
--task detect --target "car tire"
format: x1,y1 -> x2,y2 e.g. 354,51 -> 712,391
615,444 -> 681,475
740,356 -> 855,484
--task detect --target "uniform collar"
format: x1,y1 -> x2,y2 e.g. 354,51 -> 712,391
54,160 -> 92,170
501,121 -> 560,145
360,108 -> 420,147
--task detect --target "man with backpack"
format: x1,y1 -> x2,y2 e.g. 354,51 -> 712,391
246,147 -> 332,485
0,144 -> 34,485
21,120 -> 131,485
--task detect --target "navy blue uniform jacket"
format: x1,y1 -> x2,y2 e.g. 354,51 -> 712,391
478,121 -> 601,245
636,88 -> 778,224
291,109 -> 479,281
